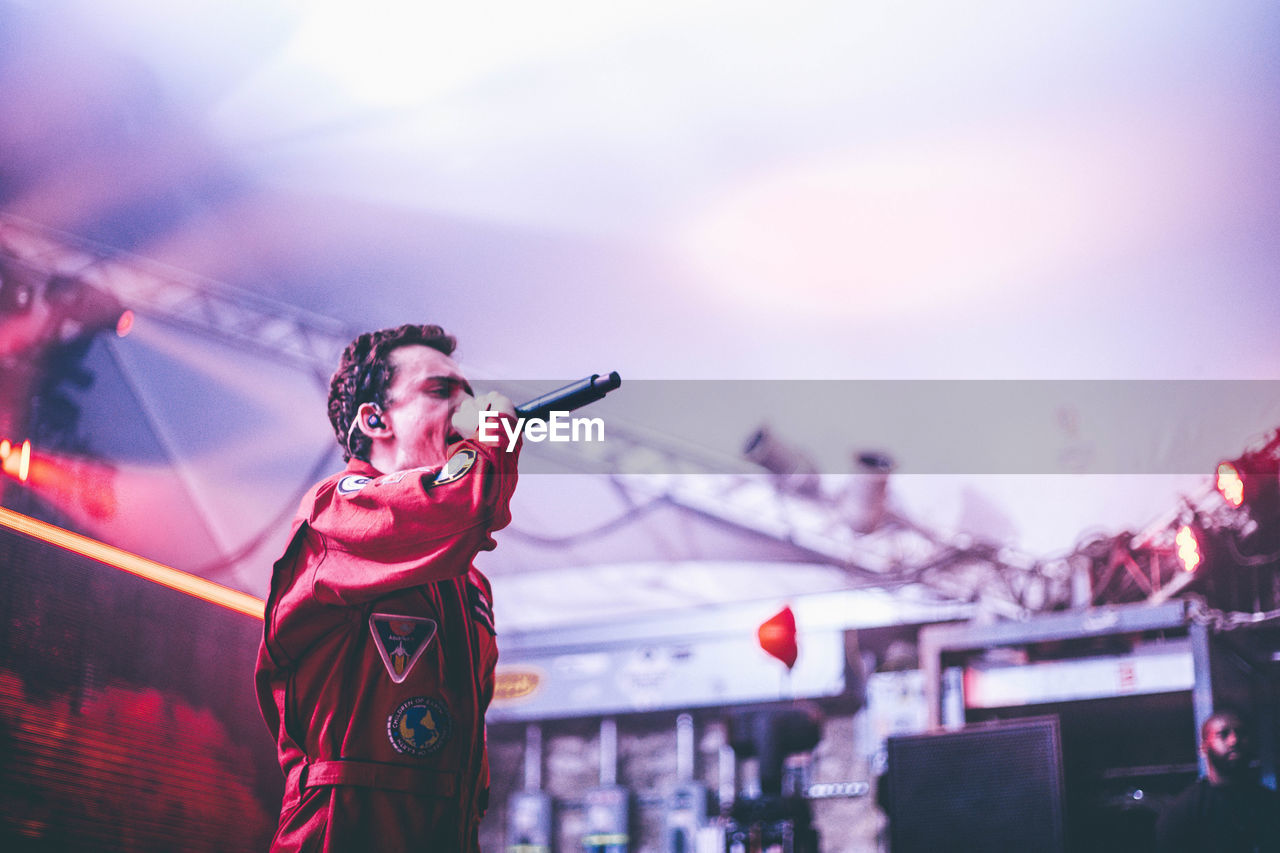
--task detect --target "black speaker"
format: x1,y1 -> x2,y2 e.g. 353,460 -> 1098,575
884,716 -> 1065,853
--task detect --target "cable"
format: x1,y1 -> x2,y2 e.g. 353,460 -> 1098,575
1224,529 -> 1280,568
1186,596 -> 1280,632
190,443 -> 342,577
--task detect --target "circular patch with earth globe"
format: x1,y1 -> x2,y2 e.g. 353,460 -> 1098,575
387,697 -> 452,757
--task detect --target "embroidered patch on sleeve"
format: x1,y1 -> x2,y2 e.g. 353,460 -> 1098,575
387,696 -> 452,757
337,475 -> 372,495
433,448 -> 477,485
468,582 -> 495,635
369,613 -> 438,684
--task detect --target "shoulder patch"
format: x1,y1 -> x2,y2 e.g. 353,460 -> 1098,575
433,448 -> 477,485
337,475 -> 372,495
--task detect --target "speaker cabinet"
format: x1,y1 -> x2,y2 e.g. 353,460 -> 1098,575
884,716 -> 1065,853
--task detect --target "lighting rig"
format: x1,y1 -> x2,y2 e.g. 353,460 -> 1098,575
3,213 -> 1073,618
1082,430 -> 1280,613
1,248 -> 133,509
7,213 -> 1278,624
0,437 -> 31,483
1167,433 -> 1280,612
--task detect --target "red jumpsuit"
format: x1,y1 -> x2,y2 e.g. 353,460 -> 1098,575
255,433 -> 519,852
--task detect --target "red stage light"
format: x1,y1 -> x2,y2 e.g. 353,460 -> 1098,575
115,309 -> 135,338
1,438 -> 30,483
1216,461 -> 1245,507
1175,525 -> 1201,573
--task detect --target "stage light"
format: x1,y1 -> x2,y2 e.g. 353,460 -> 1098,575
1214,443 -> 1280,549
44,275 -> 129,343
1175,524 -> 1201,573
1,257 -> 133,360
1,438 -> 31,483
0,256 -> 47,358
0,260 -> 35,316
115,309 -> 135,338
2,439 -> 32,482
1216,461 -> 1245,507
838,450 -> 894,533
744,426 -> 821,497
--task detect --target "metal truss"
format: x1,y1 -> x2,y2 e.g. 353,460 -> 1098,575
0,214 -> 355,379
1063,479 -> 1226,607
515,416 -> 1072,617
0,214 -> 1198,616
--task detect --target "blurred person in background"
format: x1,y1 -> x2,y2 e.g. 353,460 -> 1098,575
1155,709 -> 1280,853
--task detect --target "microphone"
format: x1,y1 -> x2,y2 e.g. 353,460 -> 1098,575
515,372 -> 621,421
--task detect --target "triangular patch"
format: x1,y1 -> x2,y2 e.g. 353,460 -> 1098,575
369,613 -> 438,684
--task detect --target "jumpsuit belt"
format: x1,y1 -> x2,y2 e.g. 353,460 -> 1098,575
303,759 -> 459,797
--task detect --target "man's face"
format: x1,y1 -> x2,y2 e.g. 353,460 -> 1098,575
1203,714 -> 1248,777
380,344 -> 473,471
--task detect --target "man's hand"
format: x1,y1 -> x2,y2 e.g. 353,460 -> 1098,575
453,392 -> 516,442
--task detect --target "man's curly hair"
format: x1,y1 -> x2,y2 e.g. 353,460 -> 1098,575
328,324 -> 457,462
